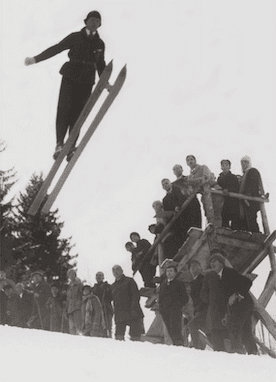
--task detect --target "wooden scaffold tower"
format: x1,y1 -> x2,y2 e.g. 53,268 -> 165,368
138,178 -> 276,356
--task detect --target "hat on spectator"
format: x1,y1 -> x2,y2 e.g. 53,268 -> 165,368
31,270 -> 44,278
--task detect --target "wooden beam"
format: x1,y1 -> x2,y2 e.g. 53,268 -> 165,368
210,189 -> 269,203
176,224 -> 214,271
251,293 -> 276,341
240,231 -> 276,274
260,203 -> 276,271
257,272 -> 276,308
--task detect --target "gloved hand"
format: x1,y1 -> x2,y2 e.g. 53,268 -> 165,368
24,57 -> 36,66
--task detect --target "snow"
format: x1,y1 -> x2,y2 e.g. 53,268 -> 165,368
1,326 -> 275,382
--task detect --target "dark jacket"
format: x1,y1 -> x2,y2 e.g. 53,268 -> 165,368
18,291 -> 33,327
200,271 -> 227,333
111,275 -> 144,324
159,278 -> 189,311
217,171 -> 240,213
92,282 -> 113,316
34,28 -> 106,84
190,273 -> 207,314
220,267 -> 252,299
6,293 -> 21,326
31,280 -> 52,318
239,167 -> 262,212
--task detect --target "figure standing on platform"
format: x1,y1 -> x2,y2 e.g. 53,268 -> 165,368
25,11 -> 106,160
239,156 -> 263,233
217,159 -> 240,230
128,232 -> 156,288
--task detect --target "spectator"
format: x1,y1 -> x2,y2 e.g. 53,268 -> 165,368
239,156 -> 263,233
66,269 -> 83,335
186,155 -> 216,184
92,272 -> 113,337
172,164 -> 202,230
15,282 -> 33,328
186,155 -> 216,223
111,265 -> 144,341
209,249 -> 258,354
200,269 -> 228,352
45,283 -> 65,332
217,159 -> 240,230
161,178 -> 188,250
81,284 -> 106,337
28,271 -> 51,330
128,232 -> 156,288
159,262 -> 189,346
3,284 -> 21,327
149,200 -> 178,262
188,260 -> 208,350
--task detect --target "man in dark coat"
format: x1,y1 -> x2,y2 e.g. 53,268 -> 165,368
188,260 -> 208,350
15,283 -> 33,328
172,165 -> 202,230
128,233 -> 156,288
111,265 -> 144,341
217,159 -> 240,230
28,271 -> 51,330
239,156 -> 263,233
209,249 -> 258,354
159,262 -> 189,346
3,284 -> 21,327
200,269 -> 228,351
92,271 -> 113,337
25,11 -> 106,160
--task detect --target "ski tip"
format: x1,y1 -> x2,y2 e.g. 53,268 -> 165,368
107,60 -> 113,70
119,65 -> 127,77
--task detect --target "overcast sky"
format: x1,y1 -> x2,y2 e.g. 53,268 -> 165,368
2,0 -> 276,303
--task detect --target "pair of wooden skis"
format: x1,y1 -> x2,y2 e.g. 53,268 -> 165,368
28,61 -> 126,216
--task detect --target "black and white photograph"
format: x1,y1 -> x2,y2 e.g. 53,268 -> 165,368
1,1 -> 276,381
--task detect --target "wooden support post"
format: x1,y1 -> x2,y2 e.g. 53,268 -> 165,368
251,293 -> 276,341
210,189 -> 269,204
259,203 -> 276,271
240,231 -> 276,274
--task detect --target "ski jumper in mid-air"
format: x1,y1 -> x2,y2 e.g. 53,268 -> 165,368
25,11 -> 106,160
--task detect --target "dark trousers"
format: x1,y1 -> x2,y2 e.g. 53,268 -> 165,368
140,262 -> 156,288
161,305 -> 183,346
211,328 -> 228,351
228,295 -> 258,354
188,309 -> 207,350
56,77 -> 93,145
115,318 -> 144,341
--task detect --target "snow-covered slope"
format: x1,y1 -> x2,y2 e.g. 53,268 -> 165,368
1,326 -> 275,382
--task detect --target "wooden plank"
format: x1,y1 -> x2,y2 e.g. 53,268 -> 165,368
240,231 -> 276,274
251,293 -> 276,341
210,189 -> 269,203
177,224 -> 214,272
28,61 -> 113,216
41,65 -> 127,214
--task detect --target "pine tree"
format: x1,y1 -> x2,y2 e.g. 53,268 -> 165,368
10,173 -> 77,285
0,141 -> 17,271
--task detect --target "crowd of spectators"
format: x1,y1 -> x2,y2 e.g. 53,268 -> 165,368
0,155 -> 265,355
